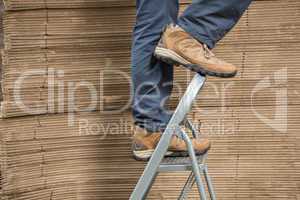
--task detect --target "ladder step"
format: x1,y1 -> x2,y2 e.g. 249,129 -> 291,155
159,154 -> 206,172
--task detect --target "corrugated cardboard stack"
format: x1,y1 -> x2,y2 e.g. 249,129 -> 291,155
0,1 -> 3,101
0,0 -> 300,199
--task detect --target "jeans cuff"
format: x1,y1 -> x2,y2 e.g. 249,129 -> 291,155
135,121 -> 167,133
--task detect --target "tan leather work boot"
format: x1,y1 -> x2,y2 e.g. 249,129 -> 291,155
132,126 -> 211,161
155,24 -> 237,78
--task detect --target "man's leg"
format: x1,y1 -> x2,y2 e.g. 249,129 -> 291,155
131,0 -> 179,133
178,0 -> 253,49
131,0 -> 212,161
154,0 -> 253,78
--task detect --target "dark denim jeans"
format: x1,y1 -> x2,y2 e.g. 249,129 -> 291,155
131,0 -> 253,132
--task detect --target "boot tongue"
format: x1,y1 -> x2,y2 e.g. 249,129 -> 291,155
177,38 -> 206,58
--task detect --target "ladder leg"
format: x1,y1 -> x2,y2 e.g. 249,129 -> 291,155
142,172 -> 159,199
203,166 -> 217,200
178,172 -> 196,200
181,130 -> 207,200
130,126 -> 174,200
130,73 -> 206,200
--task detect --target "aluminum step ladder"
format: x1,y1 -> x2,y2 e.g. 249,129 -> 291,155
130,73 -> 216,200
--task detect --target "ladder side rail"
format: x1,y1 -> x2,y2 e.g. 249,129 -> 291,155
184,119 -> 201,139
178,172 -> 196,200
203,166 -> 217,200
180,128 -> 207,200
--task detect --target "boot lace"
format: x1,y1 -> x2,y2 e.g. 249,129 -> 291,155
203,44 -> 215,59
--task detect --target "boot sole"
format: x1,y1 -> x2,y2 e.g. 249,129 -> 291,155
133,147 -> 211,162
133,149 -> 174,162
154,47 -> 237,78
